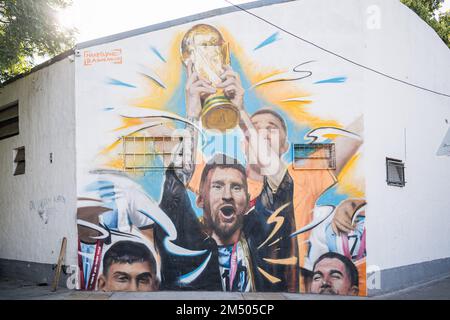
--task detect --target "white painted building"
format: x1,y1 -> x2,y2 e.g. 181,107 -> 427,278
0,0 -> 449,295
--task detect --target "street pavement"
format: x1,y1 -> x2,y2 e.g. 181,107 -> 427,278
0,275 -> 449,300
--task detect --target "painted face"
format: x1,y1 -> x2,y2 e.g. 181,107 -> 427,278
99,262 -> 157,292
250,113 -> 288,157
310,258 -> 357,296
199,167 -> 249,243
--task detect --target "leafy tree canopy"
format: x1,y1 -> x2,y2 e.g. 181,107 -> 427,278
0,0 -> 75,83
401,0 -> 450,48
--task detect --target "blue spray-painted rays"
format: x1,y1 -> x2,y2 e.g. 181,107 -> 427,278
150,46 -> 167,63
314,77 -> 347,84
254,32 -> 282,51
106,78 -> 137,88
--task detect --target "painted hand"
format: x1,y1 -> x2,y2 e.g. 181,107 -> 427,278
217,65 -> 244,110
331,199 -> 366,235
185,60 -> 216,120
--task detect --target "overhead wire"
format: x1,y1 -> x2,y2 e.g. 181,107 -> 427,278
224,0 -> 450,98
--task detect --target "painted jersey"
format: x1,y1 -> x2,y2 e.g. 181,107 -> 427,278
218,241 -> 253,292
79,172 -> 155,232
304,206 -> 366,271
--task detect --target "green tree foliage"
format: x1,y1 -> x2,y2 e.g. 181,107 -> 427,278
0,0 -> 75,83
401,0 -> 450,48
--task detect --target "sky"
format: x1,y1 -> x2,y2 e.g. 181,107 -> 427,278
440,0 -> 450,12
57,0 -> 251,43
437,0 -> 450,18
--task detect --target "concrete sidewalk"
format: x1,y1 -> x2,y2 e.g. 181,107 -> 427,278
0,275 -> 449,300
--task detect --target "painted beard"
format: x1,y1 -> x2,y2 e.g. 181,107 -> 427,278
206,204 -> 244,242
318,285 -> 338,295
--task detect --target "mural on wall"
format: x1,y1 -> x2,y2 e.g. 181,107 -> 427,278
76,19 -> 366,296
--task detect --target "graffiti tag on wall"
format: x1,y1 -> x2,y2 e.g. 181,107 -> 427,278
30,195 -> 66,224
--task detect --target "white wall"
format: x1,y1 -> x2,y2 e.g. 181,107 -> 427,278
362,0 -> 450,271
244,0 -> 450,275
1,0 -> 448,280
0,58 -> 78,266
74,0 -> 450,277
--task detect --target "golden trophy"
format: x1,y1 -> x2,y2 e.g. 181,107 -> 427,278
181,24 -> 239,131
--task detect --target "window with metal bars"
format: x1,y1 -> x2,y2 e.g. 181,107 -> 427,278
121,136 -> 184,171
386,158 -> 406,187
0,102 -> 19,141
14,146 -> 25,176
292,143 -> 336,170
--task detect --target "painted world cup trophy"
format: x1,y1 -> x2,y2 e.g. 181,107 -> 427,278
181,24 -> 240,131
